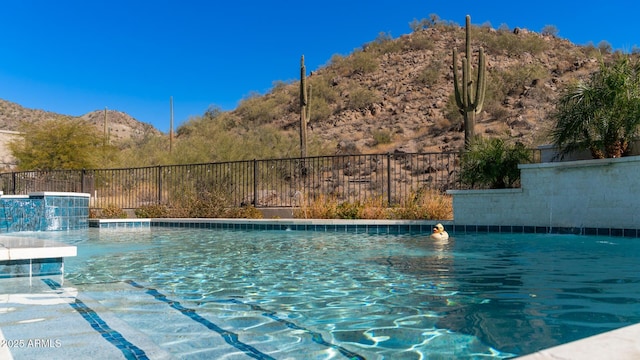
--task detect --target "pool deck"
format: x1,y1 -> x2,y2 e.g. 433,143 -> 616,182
1,219 -> 639,359
516,323 -> 640,359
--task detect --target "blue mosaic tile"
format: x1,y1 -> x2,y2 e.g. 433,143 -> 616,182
535,226 -> 548,234
611,228 -> 623,237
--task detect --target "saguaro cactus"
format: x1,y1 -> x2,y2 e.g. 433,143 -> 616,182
300,55 -> 312,158
453,15 -> 486,147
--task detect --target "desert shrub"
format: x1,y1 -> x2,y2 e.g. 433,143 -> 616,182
100,204 -> 128,219
308,75 -> 339,103
169,186 -> 229,218
346,87 -> 381,111
357,197 -> 390,219
235,91 -> 288,126
295,194 -> 339,219
460,137 -> 533,189
391,188 -> 453,220
308,97 -> 332,123
415,60 -> 442,86
135,204 -> 169,218
409,14 -> 449,32
407,34 -> 435,51
294,195 -> 389,220
293,192 -> 450,220
541,25 -> 559,37
348,50 -> 379,75
495,64 -> 548,97
476,29 -> 548,56
597,40 -> 613,54
335,201 -> 361,219
371,129 -> 393,145
365,32 -> 404,54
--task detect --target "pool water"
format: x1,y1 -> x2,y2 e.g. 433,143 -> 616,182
8,228 -> 640,359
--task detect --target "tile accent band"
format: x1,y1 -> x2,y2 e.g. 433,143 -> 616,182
42,279 -> 149,360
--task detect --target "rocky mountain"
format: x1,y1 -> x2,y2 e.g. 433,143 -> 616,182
0,20 -> 624,166
0,99 -> 161,144
219,22 -> 614,155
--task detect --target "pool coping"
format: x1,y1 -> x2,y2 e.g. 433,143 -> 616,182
89,218 -> 640,238
515,322 -> 640,359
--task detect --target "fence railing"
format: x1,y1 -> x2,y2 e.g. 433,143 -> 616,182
0,152 -> 469,210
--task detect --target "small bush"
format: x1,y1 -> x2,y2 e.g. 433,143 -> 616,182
100,204 -> 128,219
476,29 -> 548,56
295,194 -> 339,219
371,129 -> 393,145
135,204 -> 169,218
541,25 -> 559,37
347,87 -> 381,111
391,188 -> 453,220
294,192 -> 450,220
235,91 -> 288,126
169,188 -> 229,218
349,50 -> 379,75
336,202 -> 361,219
365,32 -> 404,54
415,60 -> 442,86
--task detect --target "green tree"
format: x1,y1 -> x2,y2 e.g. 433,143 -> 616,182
9,117 -> 108,170
551,56 -> 640,159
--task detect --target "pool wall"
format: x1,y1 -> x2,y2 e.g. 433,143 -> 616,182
0,192 -> 90,232
448,155 -> 640,234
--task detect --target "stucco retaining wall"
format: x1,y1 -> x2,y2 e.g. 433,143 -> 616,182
448,155 -> 640,230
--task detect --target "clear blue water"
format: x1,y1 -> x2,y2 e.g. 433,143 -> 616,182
18,228 -> 640,359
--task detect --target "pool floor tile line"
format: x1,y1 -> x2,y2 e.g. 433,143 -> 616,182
42,278 -> 150,360
124,280 -> 367,360
221,298 -> 367,360
124,279 -> 276,360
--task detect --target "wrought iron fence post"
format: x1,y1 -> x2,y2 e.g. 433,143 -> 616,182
81,169 -> 85,193
253,159 -> 258,207
157,165 -> 162,205
386,153 -> 392,206
11,172 -> 16,195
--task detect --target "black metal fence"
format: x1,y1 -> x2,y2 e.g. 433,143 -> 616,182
0,152 -> 465,210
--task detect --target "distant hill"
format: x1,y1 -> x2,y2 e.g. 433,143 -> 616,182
0,99 -> 161,144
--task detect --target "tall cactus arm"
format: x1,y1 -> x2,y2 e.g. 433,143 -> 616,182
473,48 -> 486,114
300,55 -> 307,106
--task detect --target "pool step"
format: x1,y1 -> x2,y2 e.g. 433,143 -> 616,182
0,277 -> 172,360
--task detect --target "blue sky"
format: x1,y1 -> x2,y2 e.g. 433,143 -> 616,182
0,1 -> 637,133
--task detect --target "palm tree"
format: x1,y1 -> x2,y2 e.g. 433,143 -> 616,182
551,55 -> 640,159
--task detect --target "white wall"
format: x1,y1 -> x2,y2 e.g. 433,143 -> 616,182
448,156 -> 640,229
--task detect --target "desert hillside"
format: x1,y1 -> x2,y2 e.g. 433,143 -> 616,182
0,99 -> 160,144
0,19 -> 626,169
216,23 -> 611,154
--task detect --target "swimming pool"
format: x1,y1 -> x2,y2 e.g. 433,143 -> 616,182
2,227 -> 640,359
